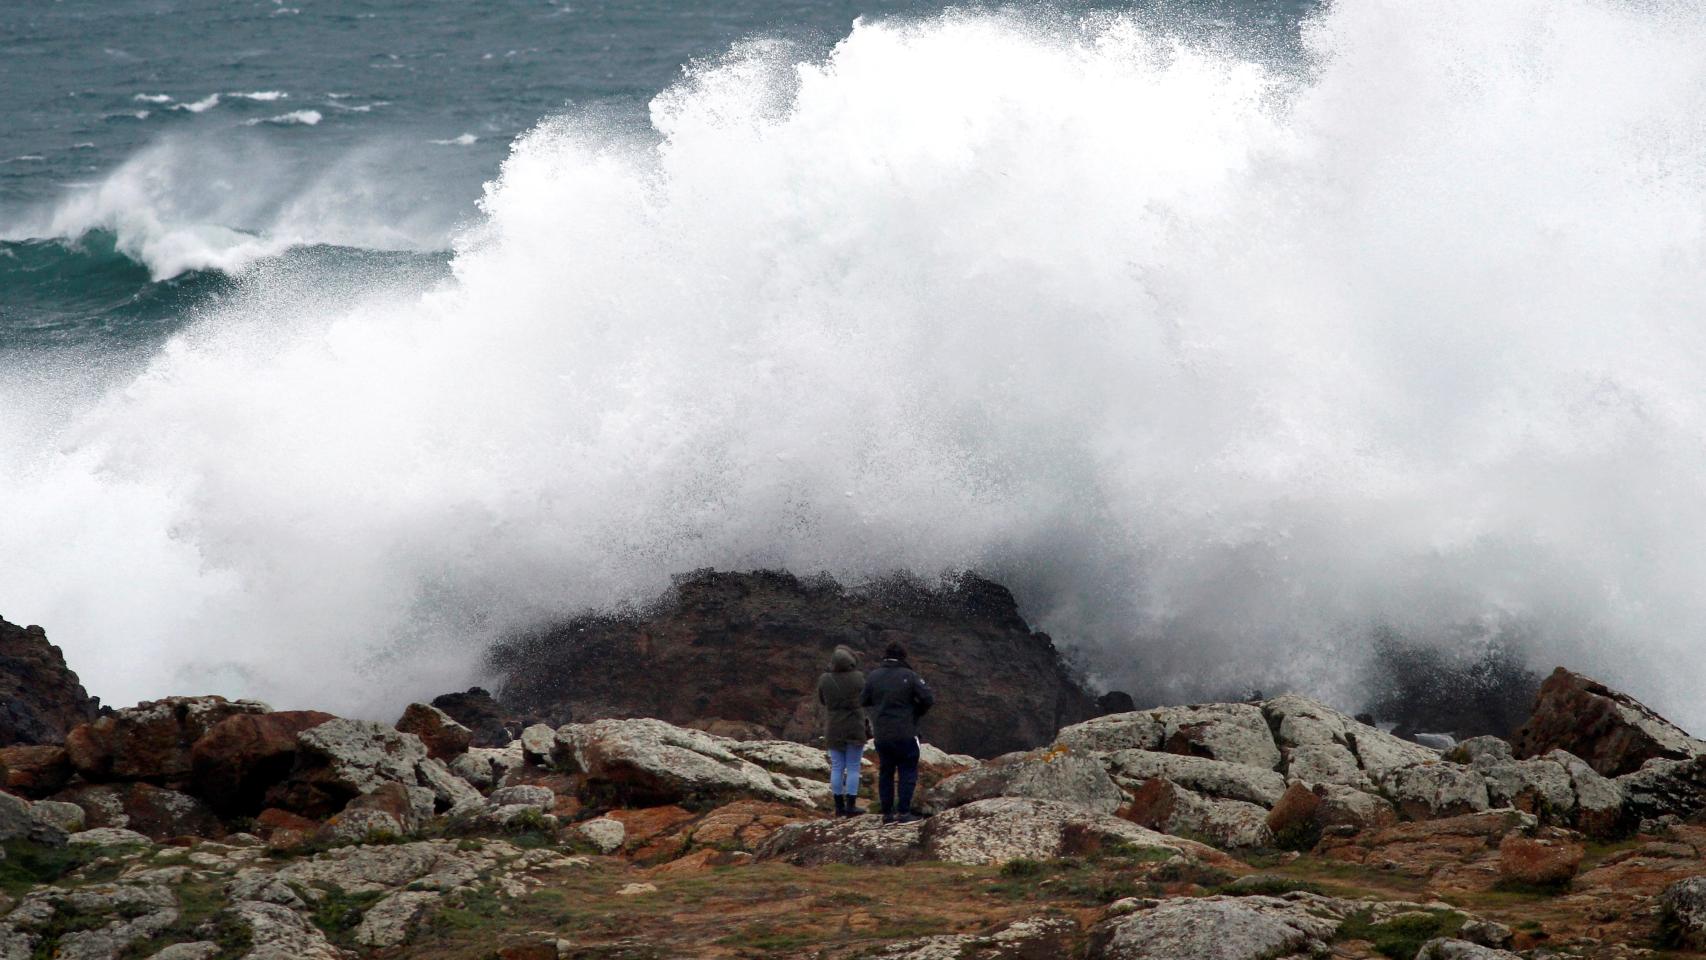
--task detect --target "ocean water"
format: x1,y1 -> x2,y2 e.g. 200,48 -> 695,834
5,0 -> 1706,730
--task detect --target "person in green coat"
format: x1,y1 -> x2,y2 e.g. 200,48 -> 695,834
817,645 -> 869,816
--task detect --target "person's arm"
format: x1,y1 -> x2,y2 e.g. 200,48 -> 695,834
817,674 -> 828,706
860,676 -> 875,708
911,672 -> 935,719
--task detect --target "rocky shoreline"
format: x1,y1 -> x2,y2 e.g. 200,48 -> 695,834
0,609 -> 1704,958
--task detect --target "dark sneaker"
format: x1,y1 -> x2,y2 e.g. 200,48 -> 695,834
892,813 -> 922,824
881,813 -> 897,825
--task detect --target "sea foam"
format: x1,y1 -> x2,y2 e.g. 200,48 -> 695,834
4,1 -> 1706,724
3,137 -> 453,279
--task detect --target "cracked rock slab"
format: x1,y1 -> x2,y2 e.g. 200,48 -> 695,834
1088,895 -> 1339,960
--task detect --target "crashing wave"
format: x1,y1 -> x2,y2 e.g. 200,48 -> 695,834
3,1 -> 1706,725
246,109 -> 322,126
172,93 -> 221,113
3,138 -> 455,279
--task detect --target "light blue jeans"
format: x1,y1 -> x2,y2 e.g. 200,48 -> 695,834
827,743 -> 862,795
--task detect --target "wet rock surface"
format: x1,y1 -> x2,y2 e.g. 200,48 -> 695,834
0,617 -> 100,748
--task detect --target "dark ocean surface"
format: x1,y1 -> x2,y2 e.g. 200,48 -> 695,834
1,0 -> 1308,346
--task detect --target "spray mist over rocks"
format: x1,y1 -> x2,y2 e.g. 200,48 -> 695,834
3,1 -> 1706,727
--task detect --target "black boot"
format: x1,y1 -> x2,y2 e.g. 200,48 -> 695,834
832,794 -> 846,817
843,794 -> 866,817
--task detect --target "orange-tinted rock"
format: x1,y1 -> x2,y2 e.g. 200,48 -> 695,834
688,801 -> 809,850
1498,832 -> 1584,887
189,710 -> 335,815
607,805 -> 697,860
256,806 -> 320,850
256,807 -> 319,834
339,782 -> 428,833
0,745 -> 72,797
1319,810 -> 1531,878
1120,777 -> 1179,831
396,703 -> 472,761
67,696 -> 270,783
551,793 -> 583,820
1512,668 -> 1702,777
608,804 -> 697,839
1265,782 -> 1323,849
651,847 -> 752,874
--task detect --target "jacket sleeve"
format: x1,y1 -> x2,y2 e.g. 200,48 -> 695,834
817,674 -> 827,706
859,676 -> 875,708
911,672 -> 936,719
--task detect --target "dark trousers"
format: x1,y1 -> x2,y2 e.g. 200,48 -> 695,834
875,737 -> 920,815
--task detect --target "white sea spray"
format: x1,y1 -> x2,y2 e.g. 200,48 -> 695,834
3,2 -> 1705,723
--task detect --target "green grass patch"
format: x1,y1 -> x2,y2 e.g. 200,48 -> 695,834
118,881 -> 251,960
1217,874 -> 1326,897
0,839 -> 138,896
1148,859 -> 1235,888
987,856 -> 1154,904
1270,819 -> 1324,853
1095,842 -> 1177,864
813,891 -> 878,908
999,859 -> 1049,879
309,886 -> 388,946
713,922 -> 818,952
1337,908 -> 1466,959
429,884 -> 508,933
30,904 -> 111,960
870,916 -> 952,940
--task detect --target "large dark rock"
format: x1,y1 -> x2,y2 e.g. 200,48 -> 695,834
65,695 -> 269,784
429,687 -> 526,748
396,703 -> 472,761
491,570 -> 1099,758
52,781 -> 224,841
189,710 -> 338,816
1511,667 -> 1703,777
0,617 -> 100,746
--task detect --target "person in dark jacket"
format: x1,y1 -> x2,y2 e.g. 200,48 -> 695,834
859,639 -> 935,824
817,645 -> 868,816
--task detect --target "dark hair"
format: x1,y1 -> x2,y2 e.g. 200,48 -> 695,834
884,641 -> 908,661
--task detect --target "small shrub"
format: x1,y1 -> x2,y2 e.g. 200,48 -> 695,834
1096,842 -> 1176,864
31,904 -> 108,960
1270,820 -> 1323,853
1218,875 -> 1325,897
429,885 -> 505,933
999,859 -> 1049,879
310,886 -> 387,945
0,841 -> 110,895
1338,909 -> 1466,959
1149,860 -> 1235,888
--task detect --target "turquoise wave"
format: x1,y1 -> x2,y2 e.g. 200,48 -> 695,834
0,230 -> 227,347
